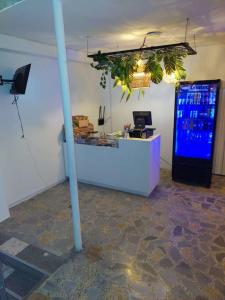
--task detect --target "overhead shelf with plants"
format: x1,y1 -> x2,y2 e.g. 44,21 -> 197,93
88,24 -> 197,101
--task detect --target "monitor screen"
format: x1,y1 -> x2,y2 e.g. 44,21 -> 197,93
133,111 -> 152,129
174,81 -> 220,159
10,64 -> 31,95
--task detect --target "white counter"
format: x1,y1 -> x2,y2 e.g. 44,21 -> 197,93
63,135 -> 160,197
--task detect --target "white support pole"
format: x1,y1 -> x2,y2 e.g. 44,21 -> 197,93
52,0 -> 82,251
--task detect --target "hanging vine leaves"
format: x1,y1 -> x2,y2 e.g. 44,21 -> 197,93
163,54 -> 176,74
90,48 -> 189,101
145,53 -> 163,84
163,49 -> 188,80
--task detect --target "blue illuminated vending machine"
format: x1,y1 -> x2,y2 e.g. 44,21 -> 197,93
172,80 -> 221,187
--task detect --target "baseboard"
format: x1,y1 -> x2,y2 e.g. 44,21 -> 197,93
9,178 -> 66,209
212,172 -> 225,177
0,210 -> 10,223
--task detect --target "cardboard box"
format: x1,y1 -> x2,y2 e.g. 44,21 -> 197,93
78,119 -> 89,128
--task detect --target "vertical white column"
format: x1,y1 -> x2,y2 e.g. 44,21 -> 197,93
52,0 -> 82,251
0,177 -> 10,222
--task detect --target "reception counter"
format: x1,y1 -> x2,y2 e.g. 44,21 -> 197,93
63,135 -> 160,196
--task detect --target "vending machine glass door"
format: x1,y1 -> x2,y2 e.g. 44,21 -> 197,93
174,82 -> 220,160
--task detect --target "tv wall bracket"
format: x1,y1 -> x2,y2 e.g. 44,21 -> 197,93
0,75 -> 14,86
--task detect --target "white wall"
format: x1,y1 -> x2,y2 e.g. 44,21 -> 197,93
101,44 -> 225,172
185,45 -> 225,175
69,62 -> 103,129
103,81 -> 175,169
0,37 -> 102,221
0,51 -> 65,211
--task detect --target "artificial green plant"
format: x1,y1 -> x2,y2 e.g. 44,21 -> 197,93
91,48 -> 188,101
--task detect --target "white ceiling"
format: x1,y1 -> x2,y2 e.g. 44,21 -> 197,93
0,0 -> 225,54
0,0 -> 23,11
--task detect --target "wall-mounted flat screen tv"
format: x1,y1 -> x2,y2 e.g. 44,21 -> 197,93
10,64 -> 31,95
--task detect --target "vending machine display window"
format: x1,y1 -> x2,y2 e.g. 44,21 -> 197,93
172,80 -> 221,187
175,83 -> 218,159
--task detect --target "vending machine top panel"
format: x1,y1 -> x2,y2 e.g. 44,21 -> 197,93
174,80 -> 220,160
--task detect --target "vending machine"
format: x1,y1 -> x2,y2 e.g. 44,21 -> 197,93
172,80 -> 221,187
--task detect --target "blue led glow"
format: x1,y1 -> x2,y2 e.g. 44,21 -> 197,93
175,83 -> 218,159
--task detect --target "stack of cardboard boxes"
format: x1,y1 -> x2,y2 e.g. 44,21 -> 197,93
72,115 -> 94,138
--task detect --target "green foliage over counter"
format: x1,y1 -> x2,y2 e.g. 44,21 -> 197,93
91,48 -> 188,101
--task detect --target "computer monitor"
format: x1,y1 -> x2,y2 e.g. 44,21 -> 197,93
10,64 -> 31,95
133,111 -> 152,129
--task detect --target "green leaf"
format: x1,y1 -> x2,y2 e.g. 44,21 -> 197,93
126,89 -> 133,102
113,77 -> 120,87
145,55 -> 163,84
120,91 -> 126,101
163,54 -> 176,74
175,69 -> 187,81
155,51 -> 163,62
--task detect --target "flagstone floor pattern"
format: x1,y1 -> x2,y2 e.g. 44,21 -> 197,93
1,170 -> 225,299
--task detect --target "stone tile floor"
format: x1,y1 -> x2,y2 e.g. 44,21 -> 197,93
0,237 -> 63,298
1,169 -> 225,299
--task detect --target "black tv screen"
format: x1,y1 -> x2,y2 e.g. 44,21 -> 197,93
10,64 -> 31,95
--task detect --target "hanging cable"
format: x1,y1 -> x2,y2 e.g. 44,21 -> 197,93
108,74 -> 113,132
12,95 -> 25,138
184,18 -> 190,43
24,137 -> 47,186
140,34 -> 148,49
86,35 -> 89,57
193,34 -> 197,51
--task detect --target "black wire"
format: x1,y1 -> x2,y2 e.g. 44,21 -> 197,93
12,95 -> 25,138
193,34 -> 197,51
140,35 -> 147,49
184,18 -> 190,42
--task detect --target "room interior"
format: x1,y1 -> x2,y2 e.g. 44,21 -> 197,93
0,0 -> 225,299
